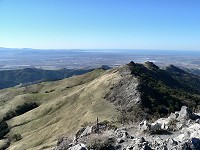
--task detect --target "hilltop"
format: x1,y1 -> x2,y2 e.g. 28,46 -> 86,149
0,62 -> 200,149
106,61 -> 200,121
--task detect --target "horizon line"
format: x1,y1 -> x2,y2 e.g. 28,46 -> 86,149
0,47 -> 200,51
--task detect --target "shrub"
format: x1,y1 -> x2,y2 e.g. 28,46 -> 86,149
100,120 -> 117,130
45,89 -> 55,93
12,134 -> 22,142
81,121 -> 93,128
168,118 -> 177,131
15,102 -> 38,115
3,102 -> 39,121
3,111 -> 16,121
0,121 -> 9,139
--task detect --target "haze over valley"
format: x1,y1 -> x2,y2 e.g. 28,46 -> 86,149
0,48 -> 200,71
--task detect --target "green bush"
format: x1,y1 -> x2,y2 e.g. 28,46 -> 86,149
15,102 -> 38,115
168,118 -> 177,131
3,102 -> 38,121
0,121 -> 9,139
12,134 -> 22,142
3,111 -> 16,120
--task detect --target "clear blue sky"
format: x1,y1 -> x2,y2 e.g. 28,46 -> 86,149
0,0 -> 200,50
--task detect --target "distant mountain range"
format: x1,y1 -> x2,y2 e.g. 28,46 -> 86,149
183,67 -> 200,76
0,68 -> 93,89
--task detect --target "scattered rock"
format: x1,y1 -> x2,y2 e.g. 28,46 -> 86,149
68,144 -> 87,150
175,123 -> 200,142
177,106 -> 194,121
166,138 -> 178,149
54,137 -> 72,150
53,106 -> 200,150
136,137 -> 146,144
150,122 -> 162,133
139,120 -> 150,133
79,126 -> 93,138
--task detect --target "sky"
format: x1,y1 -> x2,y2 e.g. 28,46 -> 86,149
0,0 -> 200,50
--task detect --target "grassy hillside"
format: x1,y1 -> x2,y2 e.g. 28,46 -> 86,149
1,62 -> 200,149
0,69 -> 121,150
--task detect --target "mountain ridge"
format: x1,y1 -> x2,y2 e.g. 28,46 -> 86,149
0,62 -> 200,149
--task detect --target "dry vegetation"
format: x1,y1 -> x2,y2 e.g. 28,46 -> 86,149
0,69 -> 121,150
1,62 -> 199,150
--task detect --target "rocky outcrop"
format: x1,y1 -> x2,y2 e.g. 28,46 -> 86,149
53,106 -> 200,150
68,144 -> 87,150
53,137 -> 72,150
138,106 -> 200,134
104,65 -> 141,111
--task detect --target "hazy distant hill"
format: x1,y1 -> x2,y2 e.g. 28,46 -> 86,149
1,47 -> 200,70
0,68 -> 93,89
183,68 -> 200,76
0,62 -> 200,149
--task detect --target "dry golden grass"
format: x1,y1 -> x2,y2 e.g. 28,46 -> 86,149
0,69 -> 122,150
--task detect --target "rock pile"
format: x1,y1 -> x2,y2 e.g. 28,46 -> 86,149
53,106 -> 200,150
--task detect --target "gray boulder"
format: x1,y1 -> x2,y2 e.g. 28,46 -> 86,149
139,120 -> 150,133
79,126 -> 93,138
175,123 -> 200,142
150,122 -> 162,133
176,138 -> 200,150
166,138 -> 178,149
177,106 -> 194,121
68,144 -> 87,150
54,137 -> 71,150
132,137 -> 152,150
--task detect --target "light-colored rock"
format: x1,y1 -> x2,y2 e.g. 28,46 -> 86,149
54,137 -> 71,150
166,138 -> 178,149
53,106 -> 200,150
154,118 -> 170,130
150,122 -> 162,133
136,137 -> 146,144
68,143 -> 87,150
139,120 -> 150,132
175,123 -> 200,142
176,122 -> 185,130
177,106 -> 194,121
133,138 -> 152,150
79,126 -> 93,138
168,112 -> 178,120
